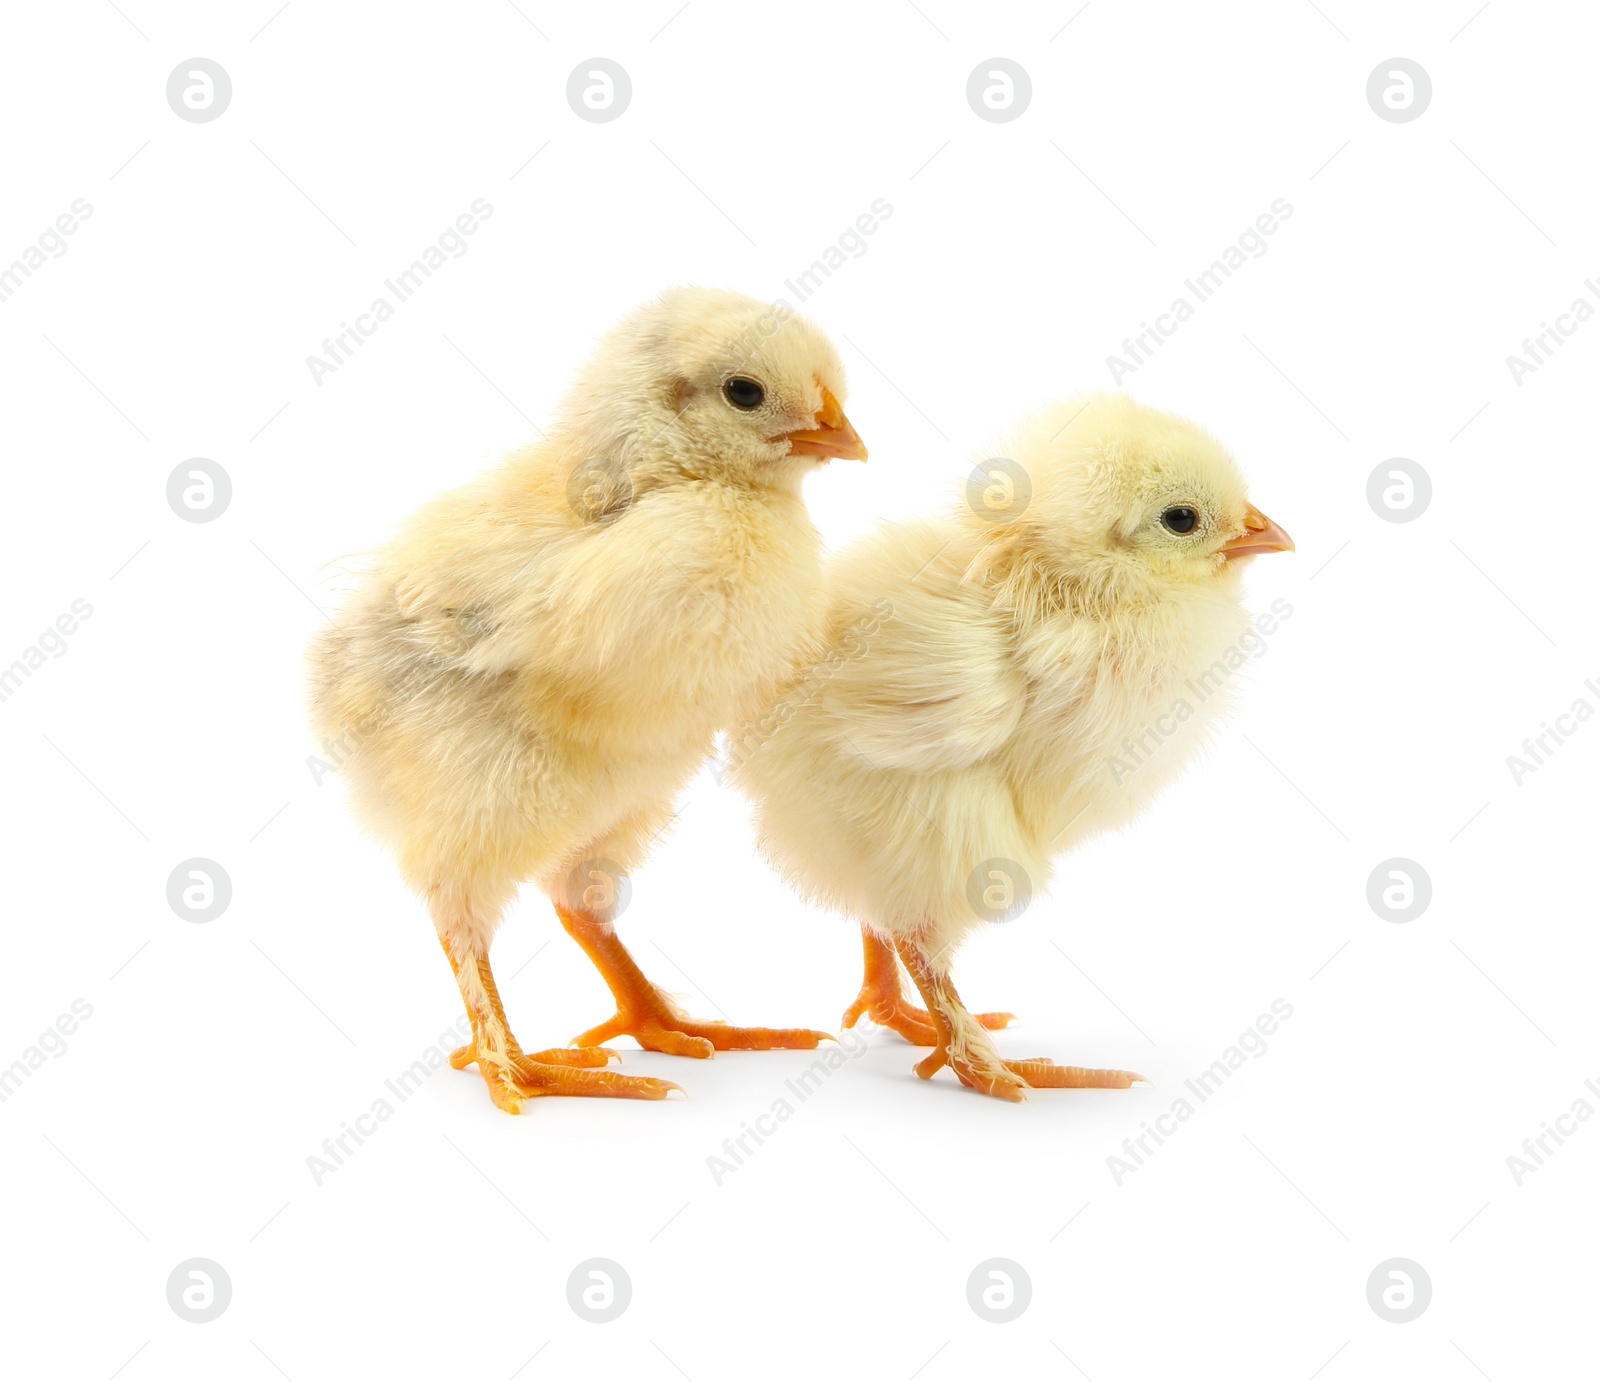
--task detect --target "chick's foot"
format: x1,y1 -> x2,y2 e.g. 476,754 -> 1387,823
892,934 -> 1143,1101
438,929 -> 678,1114
844,929 -> 1014,1046
449,1040 -> 616,1071
454,1044 -> 681,1115
914,1044 -> 1145,1102
573,1003 -> 830,1060
558,902 -> 831,1059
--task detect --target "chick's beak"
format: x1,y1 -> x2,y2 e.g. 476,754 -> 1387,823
1221,504 -> 1294,560
782,386 -> 868,462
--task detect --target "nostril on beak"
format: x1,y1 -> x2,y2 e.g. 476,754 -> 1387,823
816,384 -> 845,430
782,383 -> 868,462
1221,503 -> 1293,558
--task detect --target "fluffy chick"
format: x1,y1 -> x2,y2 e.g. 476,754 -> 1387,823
732,395 -> 1291,1100
309,288 -> 867,1114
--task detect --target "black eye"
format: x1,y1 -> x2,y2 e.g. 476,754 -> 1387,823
1162,506 -> 1198,534
723,377 -> 765,410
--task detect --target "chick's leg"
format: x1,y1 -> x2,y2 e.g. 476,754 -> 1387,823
435,910 -> 679,1115
893,935 -> 1144,1101
842,928 -> 1015,1046
557,904 -> 831,1059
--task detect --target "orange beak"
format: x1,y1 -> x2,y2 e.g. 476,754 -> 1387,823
782,386 -> 868,462
1221,504 -> 1295,560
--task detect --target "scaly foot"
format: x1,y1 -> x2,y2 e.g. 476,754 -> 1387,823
437,922 -> 681,1114
573,998 -> 831,1059
556,902 -> 831,1058
451,1042 -> 680,1115
914,1043 -> 1146,1102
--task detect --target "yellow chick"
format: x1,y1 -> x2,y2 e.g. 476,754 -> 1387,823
309,288 -> 867,1114
732,395 -> 1291,1100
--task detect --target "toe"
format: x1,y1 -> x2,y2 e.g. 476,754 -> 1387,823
571,1016 -> 626,1048
1005,1059 -> 1144,1090
523,1046 -> 618,1068
481,1071 -> 525,1115
878,1010 -> 940,1046
958,1063 -> 1030,1101
637,1026 -> 717,1059
697,1024 -> 833,1052
520,1064 -> 683,1100
574,1011 -> 830,1057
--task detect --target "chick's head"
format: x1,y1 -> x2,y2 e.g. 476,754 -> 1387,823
561,287 -> 866,497
991,394 -> 1292,596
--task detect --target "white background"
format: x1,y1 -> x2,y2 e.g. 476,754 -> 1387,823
1,1 -> 1595,1378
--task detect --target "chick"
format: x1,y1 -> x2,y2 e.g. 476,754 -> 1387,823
733,395 -> 1291,1099
309,288 -> 867,1114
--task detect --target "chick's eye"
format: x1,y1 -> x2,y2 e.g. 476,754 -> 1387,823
722,377 -> 765,410
1161,506 -> 1198,534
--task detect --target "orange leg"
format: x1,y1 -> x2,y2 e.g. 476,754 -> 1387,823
557,904 -> 832,1058
842,928 -> 1015,1045
893,935 -> 1144,1101
439,931 -> 680,1114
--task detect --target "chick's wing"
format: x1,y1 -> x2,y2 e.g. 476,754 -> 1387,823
813,529 -> 1025,775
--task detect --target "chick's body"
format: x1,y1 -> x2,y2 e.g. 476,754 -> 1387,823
315,446 -> 819,917
735,395 -> 1292,1099
311,289 -> 866,1113
743,519 -> 1247,958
